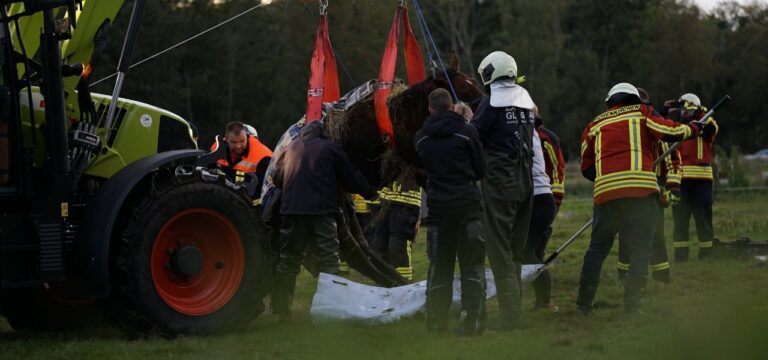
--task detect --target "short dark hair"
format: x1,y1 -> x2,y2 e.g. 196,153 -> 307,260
428,88 -> 453,113
225,122 -> 246,136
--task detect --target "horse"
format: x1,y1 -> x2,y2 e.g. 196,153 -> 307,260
328,55 -> 486,188
262,56 -> 485,288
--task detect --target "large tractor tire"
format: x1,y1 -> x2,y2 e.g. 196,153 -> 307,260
111,173 -> 270,335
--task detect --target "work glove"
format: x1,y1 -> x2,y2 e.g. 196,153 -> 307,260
661,190 -> 681,208
688,120 -> 703,135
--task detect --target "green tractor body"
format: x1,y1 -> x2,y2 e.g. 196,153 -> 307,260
0,0 -> 269,334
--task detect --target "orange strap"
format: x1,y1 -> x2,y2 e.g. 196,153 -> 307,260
306,15 -> 340,123
374,5 -> 426,147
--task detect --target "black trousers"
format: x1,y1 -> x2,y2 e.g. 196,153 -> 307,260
373,203 -> 419,280
672,180 -> 714,260
481,150 -> 533,327
577,195 -> 658,312
273,214 -> 339,315
523,193 -> 557,306
618,197 -> 670,283
426,215 -> 486,333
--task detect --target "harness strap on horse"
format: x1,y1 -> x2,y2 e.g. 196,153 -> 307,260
306,1 -> 340,123
374,2 -> 426,147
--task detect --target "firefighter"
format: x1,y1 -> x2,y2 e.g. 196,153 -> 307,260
416,88 -> 485,335
670,93 -> 719,261
525,114 -> 565,311
374,181 -> 421,280
272,121 -> 375,322
578,83 -> 699,315
617,88 -> 679,284
472,51 -> 536,330
352,194 -> 380,242
210,122 -> 273,199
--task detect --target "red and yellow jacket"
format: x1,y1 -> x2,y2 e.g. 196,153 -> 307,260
657,141 -> 682,191
679,109 -> 718,181
537,127 -> 566,205
581,104 -> 697,204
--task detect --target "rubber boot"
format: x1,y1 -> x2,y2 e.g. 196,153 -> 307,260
617,268 -> 628,282
576,278 -> 599,316
652,269 -> 671,284
698,246 -> 714,260
674,246 -> 689,262
272,272 -> 296,321
623,277 -> 646,315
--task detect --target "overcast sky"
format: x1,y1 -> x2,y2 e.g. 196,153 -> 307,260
692,0 -> 766,11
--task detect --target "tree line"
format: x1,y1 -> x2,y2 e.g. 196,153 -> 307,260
92,0 -> 768,160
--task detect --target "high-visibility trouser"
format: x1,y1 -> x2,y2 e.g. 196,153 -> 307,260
618,198 -> 670,281
372,202 -> 419,280
672,179 -> 714,260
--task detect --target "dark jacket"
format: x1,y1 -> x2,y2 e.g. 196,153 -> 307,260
274,122 -> 374,215
414,110 -> 485,219
471,96 -> 535,161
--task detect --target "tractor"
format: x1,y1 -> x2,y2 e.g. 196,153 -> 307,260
0,0 -> 271,334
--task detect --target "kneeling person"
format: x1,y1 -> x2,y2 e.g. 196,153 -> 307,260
415,89 -> 486,335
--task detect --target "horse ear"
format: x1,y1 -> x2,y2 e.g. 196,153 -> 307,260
450,52 -> 460,71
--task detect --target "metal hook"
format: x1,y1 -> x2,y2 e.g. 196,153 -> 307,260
399,0 -> 406,7
319,0 -> 329,15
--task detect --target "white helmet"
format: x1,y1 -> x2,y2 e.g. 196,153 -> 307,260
605,82 -> 640,102
679,93 -> 701,107
478,51 -> 518,86
244,124 -> 258,138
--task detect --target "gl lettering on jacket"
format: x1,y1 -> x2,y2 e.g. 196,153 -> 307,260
505,108 -> 535,125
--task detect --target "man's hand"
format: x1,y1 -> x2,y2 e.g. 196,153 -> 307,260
454,102 -> 474,123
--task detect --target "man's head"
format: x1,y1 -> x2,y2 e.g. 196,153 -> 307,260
605,82 -> 641,107
225,122 -> 249,155
428,88 -> 454,115
477,51 -> 517,86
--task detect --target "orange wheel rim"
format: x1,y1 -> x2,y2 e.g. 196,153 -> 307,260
151,208 -> 245,316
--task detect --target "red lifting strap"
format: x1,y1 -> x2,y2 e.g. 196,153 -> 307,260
306,15 -> 340,123
374,5 -> 426,147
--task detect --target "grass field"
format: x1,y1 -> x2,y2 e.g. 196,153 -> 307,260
1,191 -> 767,360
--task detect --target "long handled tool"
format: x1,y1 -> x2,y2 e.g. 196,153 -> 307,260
541,95 -> 731,267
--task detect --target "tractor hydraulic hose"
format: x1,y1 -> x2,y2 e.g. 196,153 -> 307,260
104,0 -> 145,130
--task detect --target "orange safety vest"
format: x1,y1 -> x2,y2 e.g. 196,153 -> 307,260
210,134 -> 273,174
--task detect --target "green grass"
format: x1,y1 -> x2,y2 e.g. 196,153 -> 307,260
2,191 -> 768,360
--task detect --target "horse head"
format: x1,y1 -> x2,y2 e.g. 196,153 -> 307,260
389,54 -> 485,171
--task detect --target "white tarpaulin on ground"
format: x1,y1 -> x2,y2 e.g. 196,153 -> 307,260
310,265 -> 544,325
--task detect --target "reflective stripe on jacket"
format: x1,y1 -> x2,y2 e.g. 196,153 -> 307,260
379,181 -> 422,207
679,112 -> 718,181
537,126 -> 566,204
211,134 -> 273,174
580,104 -> 697,204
